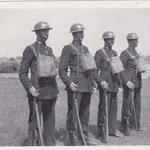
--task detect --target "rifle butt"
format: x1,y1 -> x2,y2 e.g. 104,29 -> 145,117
73,93 -> 87,146
33,98 -> 44,146
103,90 -> 109,143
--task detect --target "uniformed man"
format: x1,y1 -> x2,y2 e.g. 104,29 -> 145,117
94,31 -> 123,142
58,23 -> 106,145
19,21 -> 59,146
120,33 -> 144,136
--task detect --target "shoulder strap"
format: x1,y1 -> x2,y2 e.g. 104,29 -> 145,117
101,47 -> 108,59
125,48 -> 133,58
31,44 -> 37,58
69,43 -> 80,83
69,43 -> 79,54
30,43 -> 40,89
125,48 -> 139,58
101,48 -> 112,72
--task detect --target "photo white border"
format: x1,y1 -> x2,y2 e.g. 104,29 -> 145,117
0,1 -> 149,9
0,1 -> 150,150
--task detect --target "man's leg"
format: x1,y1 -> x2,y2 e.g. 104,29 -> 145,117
97,88 -> 107,140
27,96 -> 37,146
66,90 -> 77,145
108,92 -> 117,135
121,86 -> 132,135
134,88 -> 142,130
42,99 -> 56,146
78,92 -> 91,142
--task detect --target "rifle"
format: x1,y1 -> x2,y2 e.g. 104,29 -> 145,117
33,97 -> 44,146
130,89 -> 137,131
73,92 -> 87,145
32,43 -> 44,146
103,89 -> 109,143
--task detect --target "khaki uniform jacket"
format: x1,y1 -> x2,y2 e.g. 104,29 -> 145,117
120,48 -> 142,88
58,40 -> 101,93
94,46 -> 121,92
19,41 -> 59,100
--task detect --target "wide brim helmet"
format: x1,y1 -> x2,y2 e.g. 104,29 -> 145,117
32,21 -> 52,32
102,31 -> 115,39
70,23 -> 85,33
127,33 -> 139,40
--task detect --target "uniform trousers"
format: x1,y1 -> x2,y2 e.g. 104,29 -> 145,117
97,88 -> 118,136
28,96 -> 56,146
66,91 -> 91,141
121,86 -> 141,129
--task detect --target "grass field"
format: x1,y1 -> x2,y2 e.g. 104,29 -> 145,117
0,77 -> 149,146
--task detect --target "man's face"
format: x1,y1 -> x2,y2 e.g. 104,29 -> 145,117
36,29 -> 49,42
128,39 -> 138,48
104,38 -> 115,48
73,31 -> 84,41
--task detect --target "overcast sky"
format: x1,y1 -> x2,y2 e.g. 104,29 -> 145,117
0,5 -> 150,57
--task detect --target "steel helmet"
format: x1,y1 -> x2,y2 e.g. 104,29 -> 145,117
102,31 -> 115,39
32,21 -> 52,32
70,23 -> 85,33
127,33 -> 139,40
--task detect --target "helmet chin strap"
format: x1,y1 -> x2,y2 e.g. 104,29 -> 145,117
129,45 -> 136,50
128,42 -> 137,49
73,36 -> 83,44
36,34 -> 47,44
104,42 -> 113,49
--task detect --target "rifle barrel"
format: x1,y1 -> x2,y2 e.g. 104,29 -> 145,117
33,98 -> 44,146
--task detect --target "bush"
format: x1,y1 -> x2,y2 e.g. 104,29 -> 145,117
0,57 -> 19,73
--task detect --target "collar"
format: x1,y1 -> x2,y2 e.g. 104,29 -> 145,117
36,40 -> 46,46
128,46 -> 136,50
128,47 -> 138,56
104,46 -> 112,51
128,46 -> 137,53
72,39 -> 82,46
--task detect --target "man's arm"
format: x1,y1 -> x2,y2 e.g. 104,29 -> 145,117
94,50 -> 108,89
19,46 -> 34,91
58,46 -> 71,87
120,51 -> 129,83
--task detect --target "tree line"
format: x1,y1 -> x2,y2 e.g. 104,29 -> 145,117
0,55 -> 149,73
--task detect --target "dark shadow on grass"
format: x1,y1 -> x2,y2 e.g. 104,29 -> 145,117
22,121 -> 122,146
21,128 -> 69,146
88,120 -> 122,144
89,124 -> 99,139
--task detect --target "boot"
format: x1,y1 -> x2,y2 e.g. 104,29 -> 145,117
121,119 -> 130,136
100,127 -> 109,143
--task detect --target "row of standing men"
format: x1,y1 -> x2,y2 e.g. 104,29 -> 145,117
19,21 -> 143,146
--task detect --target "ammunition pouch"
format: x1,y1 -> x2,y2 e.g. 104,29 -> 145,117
102,48 -> 124,74
136,57 -> 146,73
31,44 -> 57,78
80,53 -> 97,72
38,54 -> 57,77
110,56 -> 124,74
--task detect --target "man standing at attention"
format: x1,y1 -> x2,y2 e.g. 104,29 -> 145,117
19,21 -> 58,146
59,23 -> 106,145
120,33 -> 144,136
94,31 -> 123,143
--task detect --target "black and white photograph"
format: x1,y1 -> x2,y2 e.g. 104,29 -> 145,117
0,1 -> 149,149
